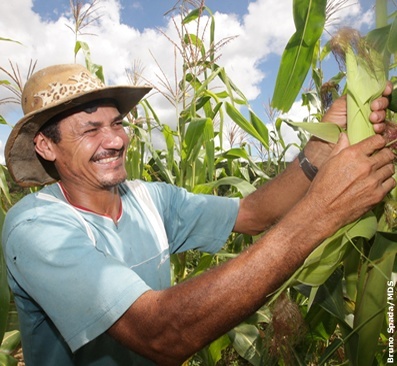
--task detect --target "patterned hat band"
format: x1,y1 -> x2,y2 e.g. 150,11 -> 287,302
33,71 -> 105,109
23,67 -> 107,115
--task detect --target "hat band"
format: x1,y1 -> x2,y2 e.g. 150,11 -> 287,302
34,71 -> 105,109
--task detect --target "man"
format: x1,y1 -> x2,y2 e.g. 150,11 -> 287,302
2,63 -> 395,365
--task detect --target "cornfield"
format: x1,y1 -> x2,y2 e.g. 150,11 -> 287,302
0,0 -> 396,365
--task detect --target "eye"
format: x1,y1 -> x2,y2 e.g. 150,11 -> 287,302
113,120 -> 125,128
83,127 -> 98,135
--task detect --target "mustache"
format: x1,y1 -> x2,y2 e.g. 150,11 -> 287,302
91,147 -> 125,162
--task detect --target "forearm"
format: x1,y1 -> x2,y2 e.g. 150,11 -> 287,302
108,195 -> 332,364
235,137 -> 332,234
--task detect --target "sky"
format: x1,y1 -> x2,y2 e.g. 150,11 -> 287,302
0,0 -> 380,163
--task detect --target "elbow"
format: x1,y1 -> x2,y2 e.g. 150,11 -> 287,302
107,291 -> 205,364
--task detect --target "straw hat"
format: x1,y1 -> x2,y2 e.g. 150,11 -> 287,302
5,64 -> 152,187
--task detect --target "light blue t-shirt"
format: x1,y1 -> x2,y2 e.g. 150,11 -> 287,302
2,180 -> 239,365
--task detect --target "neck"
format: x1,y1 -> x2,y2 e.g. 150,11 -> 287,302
58,181 -> 122,223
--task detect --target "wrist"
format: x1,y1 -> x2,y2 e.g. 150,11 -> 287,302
298,150 -> 318,181
302,137 -> 333,169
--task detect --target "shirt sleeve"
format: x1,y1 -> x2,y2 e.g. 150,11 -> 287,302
3,201 -> 151,352
143,182 -> 240,254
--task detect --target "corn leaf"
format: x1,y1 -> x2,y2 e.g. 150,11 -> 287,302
296,268 -> 346,324
0,331 -> 20,354
286,121 -> 342,143
0,353 -> 18,366
388,13 -> 397,53
225,103 -> 268,148
195,334 -> 230,366
228,323 -> 264,366
279,213 -> 377,289
271,0 -> 326,112
353,231 -> 397,366
0,208 -> 9,345
192,177 -> 256,197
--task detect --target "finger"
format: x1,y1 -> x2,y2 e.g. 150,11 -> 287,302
329,133 -> 350,157
382,176 -> 397,193
355,134 -> 387,156
383,81 -> 393,97
371,122 -> 386,134
370,96 -> 389,113
371,147 -> 396,170
369,109 -> 386,124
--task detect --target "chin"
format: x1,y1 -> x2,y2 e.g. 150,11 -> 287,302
100,173 -> 127,189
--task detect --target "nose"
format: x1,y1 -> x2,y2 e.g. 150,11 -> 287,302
101,127 -> 127,149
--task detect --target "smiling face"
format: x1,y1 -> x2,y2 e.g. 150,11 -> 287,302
34,103 -> 130,193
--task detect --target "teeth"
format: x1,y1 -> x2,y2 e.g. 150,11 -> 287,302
97,156 -> 119,164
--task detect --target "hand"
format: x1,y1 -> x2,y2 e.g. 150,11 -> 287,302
304,81 -> 393,169
307,133 -> 395,233
369,81 -> 393,134
322,81 -> 393,131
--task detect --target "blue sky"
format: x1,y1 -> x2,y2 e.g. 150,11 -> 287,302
32,0 -> 253,30
0,0 -> 383,162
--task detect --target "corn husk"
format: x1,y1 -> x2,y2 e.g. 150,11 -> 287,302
331,29 -> 387,144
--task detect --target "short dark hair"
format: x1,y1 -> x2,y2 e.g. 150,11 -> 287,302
38,98 -> 118,143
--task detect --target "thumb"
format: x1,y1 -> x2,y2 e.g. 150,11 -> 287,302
329,133 -> 350,158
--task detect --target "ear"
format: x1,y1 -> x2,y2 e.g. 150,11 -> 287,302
34,132 -> 57,162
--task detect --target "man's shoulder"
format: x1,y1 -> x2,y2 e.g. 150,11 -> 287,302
5,184 -> 66,224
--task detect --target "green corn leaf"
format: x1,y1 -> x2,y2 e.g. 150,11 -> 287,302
0,353 -> 18,366
353,231 -> 397,366
223,148 -> 250,160
0,37 -> 22,45
271,0 -> 327,112
250,111 -> 269,149
162,125 -> 176,172
286,121 -> 342,143
192,177 -> 256,197
228,323 -> 263,366
0,208 -> 9,345
182,118 -> 207,161
388,15 -> 397,53
203,118 -> 215,181
296,268 -> 347,323
225,103 -> 268,147
274,213 -> 377,295
0,331 -> 20,354
0,167 -> 11,206
182,8 -> 204,25
196,334 -> 230,366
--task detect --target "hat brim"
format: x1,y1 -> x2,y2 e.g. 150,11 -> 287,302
5,85 -> 152,187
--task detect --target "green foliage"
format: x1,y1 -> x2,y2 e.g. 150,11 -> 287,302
271,0 -> 327,112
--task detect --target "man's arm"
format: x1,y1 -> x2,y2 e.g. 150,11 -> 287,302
108,130 -> 395,364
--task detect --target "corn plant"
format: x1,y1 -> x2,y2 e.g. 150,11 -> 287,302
0,42 -> 32,365
270,0 -> 397,365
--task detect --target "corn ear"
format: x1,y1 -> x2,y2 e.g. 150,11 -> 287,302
331,29 -> 387,144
